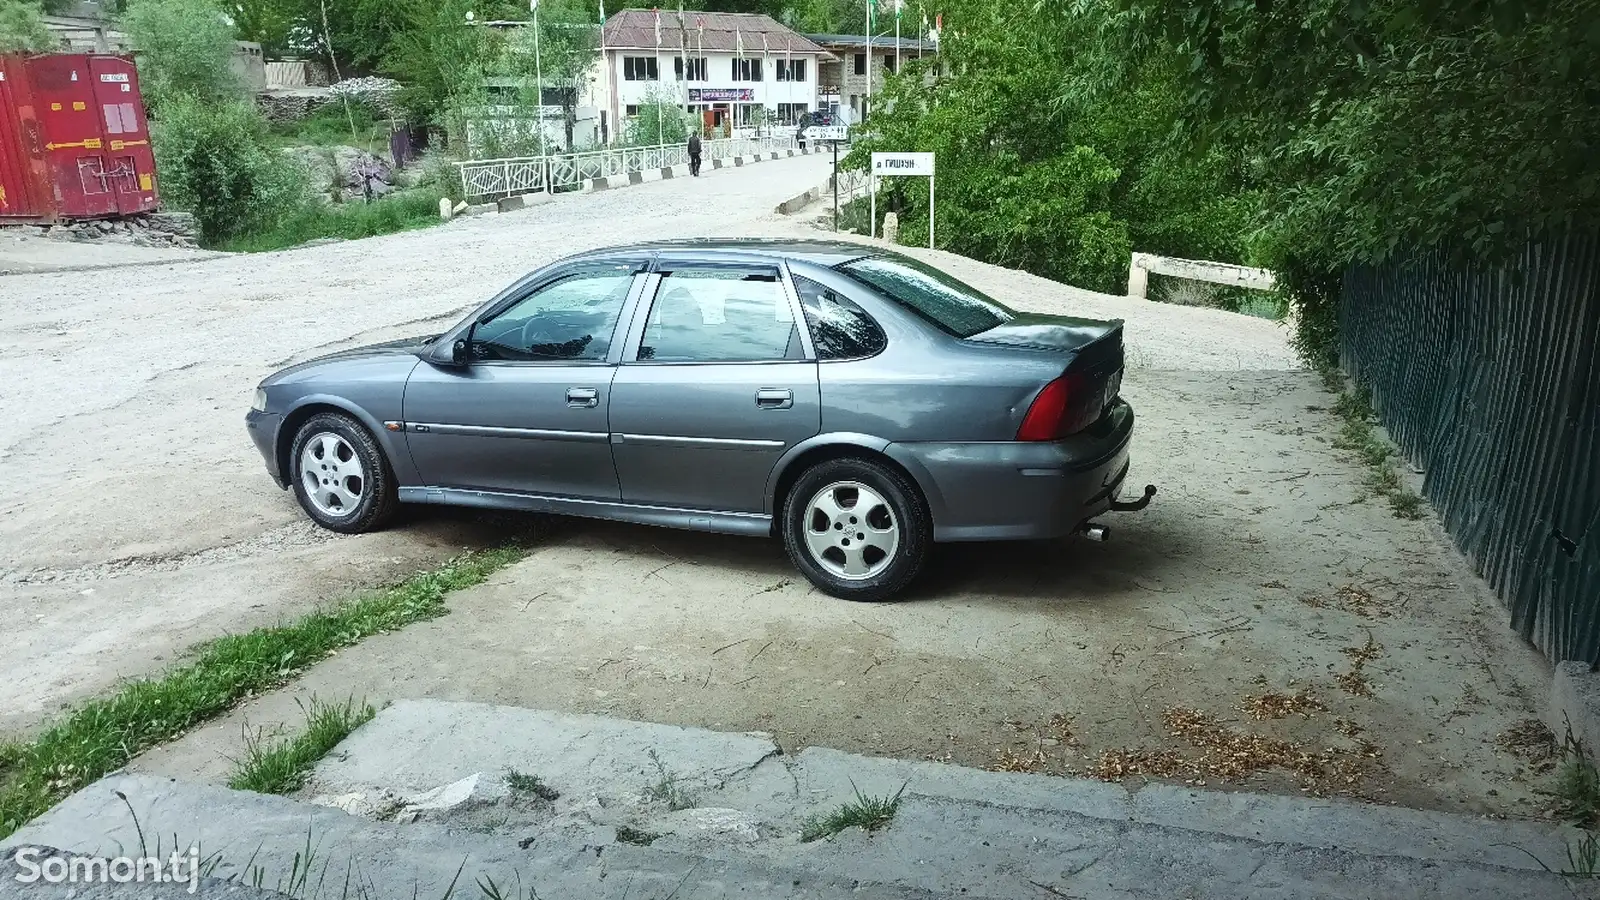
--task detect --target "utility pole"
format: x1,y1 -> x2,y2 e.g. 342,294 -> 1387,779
532,0 -> 548,192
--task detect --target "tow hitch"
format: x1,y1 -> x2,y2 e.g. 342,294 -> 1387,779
1109,483 -> 1158,512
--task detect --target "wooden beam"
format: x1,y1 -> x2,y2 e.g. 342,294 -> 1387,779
1128,252 -> 1275,296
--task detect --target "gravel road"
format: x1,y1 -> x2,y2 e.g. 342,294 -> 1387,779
0,155 -> 1551,821
0,155 -> 833,726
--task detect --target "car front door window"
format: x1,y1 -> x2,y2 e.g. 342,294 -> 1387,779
474,270 -> 634,362
637,269 -> 804,362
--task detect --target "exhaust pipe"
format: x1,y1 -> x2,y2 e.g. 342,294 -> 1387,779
1080,522 -> 1110,542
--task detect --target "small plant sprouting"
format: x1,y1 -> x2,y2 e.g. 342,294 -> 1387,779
799,781 -> 908,843
645,749 -> 697,811
1325,376 -> 1425,519
505,769 -> 560,801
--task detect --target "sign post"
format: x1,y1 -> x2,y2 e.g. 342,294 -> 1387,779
869,151 -> 936,248
811,125 -> 849,231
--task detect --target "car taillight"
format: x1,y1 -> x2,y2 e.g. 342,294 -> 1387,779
1016,372 -> 1107,440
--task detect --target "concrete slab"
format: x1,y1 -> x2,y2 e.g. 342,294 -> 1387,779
314,699 -> 780,800
0,846 -> 289,898
10,694 -> 1589,900
1550,660 -> 1600,755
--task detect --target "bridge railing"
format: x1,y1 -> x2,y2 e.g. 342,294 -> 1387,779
458,134 -> 799,202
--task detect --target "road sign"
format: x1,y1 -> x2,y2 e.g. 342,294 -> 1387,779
812,125 -> 849,142
868,153 -> 937,249
870,151 -> 935,177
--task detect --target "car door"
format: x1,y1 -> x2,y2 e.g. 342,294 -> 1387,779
402,260 -> 644,499
609,261 -> 821,513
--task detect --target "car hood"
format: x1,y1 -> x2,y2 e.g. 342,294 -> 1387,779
264,334 -> 438,383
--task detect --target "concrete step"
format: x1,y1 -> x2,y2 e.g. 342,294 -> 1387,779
5,700 -> 1591,899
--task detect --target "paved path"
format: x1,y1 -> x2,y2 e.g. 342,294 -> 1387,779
4,701 -> 1586,899
0,154 -> 830,731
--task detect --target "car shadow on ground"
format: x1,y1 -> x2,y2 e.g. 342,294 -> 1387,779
427,505 -> 1195,612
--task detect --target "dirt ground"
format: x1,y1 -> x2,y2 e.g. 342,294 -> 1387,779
1,161 -> 1557,820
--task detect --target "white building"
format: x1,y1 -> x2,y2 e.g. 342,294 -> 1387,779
586,10 -> 831,142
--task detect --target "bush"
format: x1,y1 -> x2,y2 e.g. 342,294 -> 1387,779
153,96 -> 309,246
0,0 -> 52,53
120,0 -> 241,111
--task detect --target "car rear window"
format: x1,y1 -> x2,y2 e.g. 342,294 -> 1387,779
836,256 -> 1015,338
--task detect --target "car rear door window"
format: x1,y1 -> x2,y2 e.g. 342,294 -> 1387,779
794,275 -> 886,360
474,269 -> 634,361
638,269 -> 805,362
837,256 -> 1014,338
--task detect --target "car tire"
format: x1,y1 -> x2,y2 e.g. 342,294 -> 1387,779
781,456 -> 931,602
288,412 -> 398,534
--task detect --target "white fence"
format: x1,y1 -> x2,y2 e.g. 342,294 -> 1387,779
1126,251 -> 1276,299
458,134 -> 800,202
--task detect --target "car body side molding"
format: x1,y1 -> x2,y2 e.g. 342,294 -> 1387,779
398,486 -> 773,536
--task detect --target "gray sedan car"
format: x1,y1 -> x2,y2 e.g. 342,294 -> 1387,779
247,240 -> 1151,601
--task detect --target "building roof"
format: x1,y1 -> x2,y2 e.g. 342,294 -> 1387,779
805,33 -> 936,53
603,10 -> 829,56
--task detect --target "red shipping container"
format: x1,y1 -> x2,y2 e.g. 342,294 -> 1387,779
0,52 -> 159,223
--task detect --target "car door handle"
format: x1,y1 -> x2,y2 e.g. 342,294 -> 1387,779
755,388 -> 793,409
566,387 -> 600,408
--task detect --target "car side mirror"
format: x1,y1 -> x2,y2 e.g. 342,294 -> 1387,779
451,339 -> 470,365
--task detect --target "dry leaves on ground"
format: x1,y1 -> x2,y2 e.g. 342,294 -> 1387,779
1336,634 -> 1384,697
1086,707 -> 1386,796
1494,718 -> 1558,772
1244,692 -> 1327,720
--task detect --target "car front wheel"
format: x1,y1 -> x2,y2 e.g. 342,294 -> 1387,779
288,412 -> 398,534
781,457 -> 931,602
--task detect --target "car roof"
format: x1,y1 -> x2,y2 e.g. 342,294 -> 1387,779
563,238 -> 886,269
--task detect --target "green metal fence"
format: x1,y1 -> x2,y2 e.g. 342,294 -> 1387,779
1340,231 -> 1600,664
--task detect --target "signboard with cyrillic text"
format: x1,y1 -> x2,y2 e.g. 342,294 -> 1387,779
868,153 -> 938,249
871,152 -> 935,177
812,125 -> 849,142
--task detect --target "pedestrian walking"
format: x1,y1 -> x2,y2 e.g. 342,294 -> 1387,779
687,132 -> 703,176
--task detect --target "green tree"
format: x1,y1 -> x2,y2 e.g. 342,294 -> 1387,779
1110,0 -> 1600,267
0,0 -> 53,52
230,0 -> 298,58
121,0 -> 242,110
381,0 -> 490,139
842,0 -> 1252,292
499,0 -> 599,150
152,96 -> 308,245
626,87 -> 691,146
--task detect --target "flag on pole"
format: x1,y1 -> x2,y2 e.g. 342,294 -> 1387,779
598,0 -> 605,24
735,25 -> 743,57
893,0 -> 902,17
653,7 -> 662,46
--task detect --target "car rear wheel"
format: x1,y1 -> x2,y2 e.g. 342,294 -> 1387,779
781,457 -> 931,602
289,412 -> 398,534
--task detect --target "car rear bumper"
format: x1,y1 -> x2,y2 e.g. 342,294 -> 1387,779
246,409 -> 285,486
886,399 -> 1135,542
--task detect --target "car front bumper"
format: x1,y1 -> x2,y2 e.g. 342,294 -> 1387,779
246,408 -> 286,486
886,399 -> 1136,542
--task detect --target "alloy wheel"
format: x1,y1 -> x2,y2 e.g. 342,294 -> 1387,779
802,480 -> 900,580
299,431 -> 365,518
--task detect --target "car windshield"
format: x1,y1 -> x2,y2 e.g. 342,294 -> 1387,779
837,256 -> 1015,338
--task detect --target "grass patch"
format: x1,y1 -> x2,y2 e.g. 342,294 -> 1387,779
505,769 -> 560,801
614,825 -> 662,846
229,696 -> 376,795
221,190 -> 444,253
269,102 -> 390,156
0,546 -> 526,840
799,782 -> 907,842
1326,377 -> 1426,519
